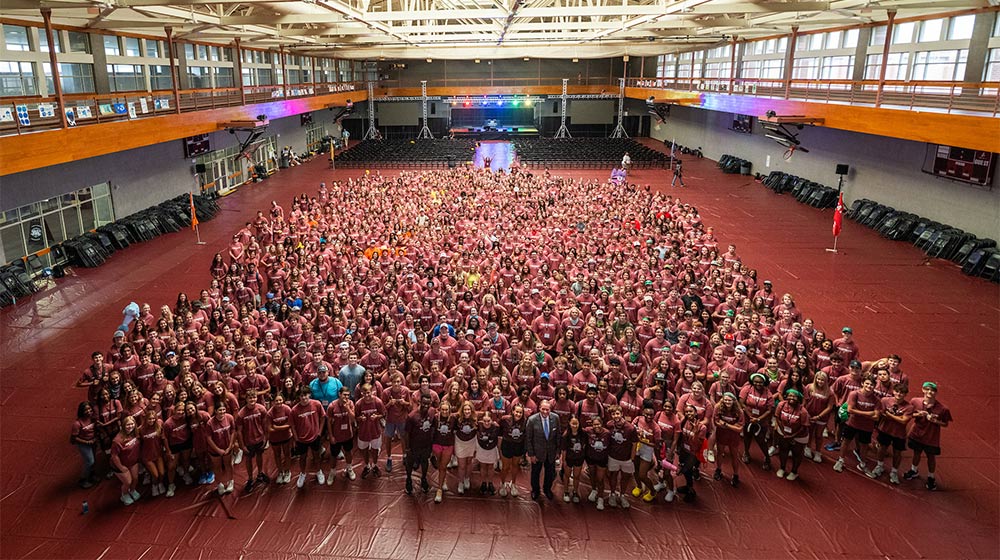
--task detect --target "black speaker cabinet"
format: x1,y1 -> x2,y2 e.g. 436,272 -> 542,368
836,163 -> 849,175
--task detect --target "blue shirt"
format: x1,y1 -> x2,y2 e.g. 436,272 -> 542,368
309,376 -> 343,407
338,364 -> 366,394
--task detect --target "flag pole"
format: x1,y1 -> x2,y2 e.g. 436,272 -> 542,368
825,237 -> 838,253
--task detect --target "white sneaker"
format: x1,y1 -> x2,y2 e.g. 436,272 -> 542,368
813,452 -> 822,464
121,493 -> 134,506
435,489 -> 443,503
803,447 -> 813,459
786,472 -> 798,481
857,461 -> 868,474
889,471 -> 900,485
499,483 -> 508,497
151,483 -> 161,497
867,464 -> 884,479
448,457 -> 458,468
776,469 -> 785,478
653,481 -> 666,492
166,484 -> 176,498
346,467 -> 357,481
833,458 -> 845,472
510,484 -> 518,497
443,482 -> 449,492
608,493 -> 618,508
282,471 -> 291,484
457,483 -> 465,495
620,495 -> 630,509
563,492 -> 571,503
218,482 -> 227,495
182,473 -> 194,485
130,489 -> 140,501
297,473 -> 306,488
327,469 -> 336,485
588,489 -> 598,502
704,449 -> 716,463
226,480 -> 234,493
664,490 -> 675,503
463,478 -> 471,491
234,449 -> 243,465
316,470 -> 326,485
767,446 -> 776,457
596,497 -> 605,510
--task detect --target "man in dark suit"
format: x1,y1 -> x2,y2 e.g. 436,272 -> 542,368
525,400 -> 561,500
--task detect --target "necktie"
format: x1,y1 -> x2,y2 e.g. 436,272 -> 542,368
543,417 -> 549,439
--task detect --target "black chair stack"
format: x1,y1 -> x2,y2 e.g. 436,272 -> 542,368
718,154 -> 751,175
758,170 -> 838,209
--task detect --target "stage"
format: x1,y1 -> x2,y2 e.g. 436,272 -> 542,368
449,125 -> 539,140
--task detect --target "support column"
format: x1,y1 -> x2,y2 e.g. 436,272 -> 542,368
554,78 -> 570,138
784,26 -> 799,99
363,81 -> 380,140
728,35 -> 738,94
963,12 -> 996,84
851,27 -> 872,82
164,26 -> 181,113
40,8 -> 68,128
610,77 -> 627,138
89,33 -> 111,95
875,11 -> 897,107
234,37 -> 246,105
417,80 -> 433,139
688,53 -> 695,90
279,45 -> 288,97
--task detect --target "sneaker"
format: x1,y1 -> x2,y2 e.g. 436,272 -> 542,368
130,489 -> 140,501
572,492 -> 580,503
653,481 -> 666,492
166,483 -> 176,497
588,489 -> 598,502
346,467 -> 357,481
197,473 -> 207,485
463,478 -> 471,491
257,473 -> 270,484
741,454 -> 751,464
499,483 -> 509,497
824,442 -> 841,452
182,473 -> 194,485
362,466 -> 372,479
386,458 -> 393,473
704,449 -> 716,463
761,462 -> 770,472
833,458 -> 845,472
121,493 -> 134,506
204,472 -> 215,485
449,456 -> 458,469
151,483 -> 160,497
244,480 -> 255,494
813,452 -> 822,464
903,469 -> 919,481
664,490 -> 675,502
867,465 -> 884,480
631,486 -> 642,498
296,473 -> 306,488
457,483 -> 465,495
564,492 -> 571,502
620,496 -> 630,509
767,446 -> 776,457
488,483 -> 496,495
713,469 -> 723,481
509,484 -> 519,497
803,447 -> 813,459
316,470 -> 326,485
422,479 -> 430,493
925,477 -> 937,491
608,493 -> 618,508
327,469 -> 336,485
226,480 -> 234,493
405,478 -> 414,495
889,472 -> 900,485
443,482 -> 449,492
435,489 -> 443,503
218,482 -> 227,495
234,449 -> 243,465
596,497 -> 605,510
641,491 -> 655,503
776,469 -> 785,478
731,475 -> 740,488
857,461 -> 868,474
786,472 -> 798,481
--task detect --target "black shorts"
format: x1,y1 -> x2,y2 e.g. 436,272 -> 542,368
842,425 -> 872,445
294,438 -> 324,456
908,438 -> 941,456
876,432 -> 905,451
500,440 -> 526,459
245,441 -> 267,457
564,456 -> 585,468
168,439 -> 193,455
586,456 -> 608,469
330,439 -> 354,456
408,448 -> 431,466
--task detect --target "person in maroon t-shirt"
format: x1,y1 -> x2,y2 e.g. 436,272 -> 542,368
903,382 -> 952,491
834,376 -> 882,474
867,384 -> 913,485
206,403 -> 237,494
773,389 -> 810,481
236,390 -> 269,493
712,393 -> 744,487
605,406 -> 638,509
290,387 -> 328,489
70,402 -> 98,488
110,415 -> 142,506
356,383 -> 388,479
327,386 -> 358,482
266,394 -> 293,484
138,408 -> 167,497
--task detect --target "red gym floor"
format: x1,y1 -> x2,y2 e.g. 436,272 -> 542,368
1,145 -> 997,559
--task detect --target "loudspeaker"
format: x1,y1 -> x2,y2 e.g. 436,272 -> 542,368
195,163 -> 207,173
836,163 -> 849,175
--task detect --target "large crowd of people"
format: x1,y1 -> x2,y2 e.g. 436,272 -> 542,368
70,165 -> 951,510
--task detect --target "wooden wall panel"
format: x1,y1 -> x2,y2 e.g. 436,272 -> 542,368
0,91 -> 359,177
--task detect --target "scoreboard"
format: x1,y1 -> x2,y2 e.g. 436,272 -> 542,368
929,145 -> 995,186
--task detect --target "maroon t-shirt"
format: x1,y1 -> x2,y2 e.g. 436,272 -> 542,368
405,409 -> 437,450
846,390 -> 883,432
111,433 -> 141,468
355,397 -> 387,441
908,398 -> 952,448
877,397 -> 914,440
266,404 -> 293,444
207,413 -> 235,452
326,400 -> 355,443
605,420 -> 638,461
290,399 -> 325,443
236,403 -> 268,445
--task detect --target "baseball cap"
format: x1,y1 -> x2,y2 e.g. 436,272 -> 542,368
113,330 -> 126,338
297,341 -> 308,348
466,329 -> 475,335
850,360 -> 862,368
763,280 -> 772,285
842,326 -> 853,333
735,345 -> 747,353
540,372 -> 550,379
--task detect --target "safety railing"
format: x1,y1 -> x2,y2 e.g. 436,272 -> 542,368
376,77 -> 616,89
0,82 -> 360,137
629,77 -> 1000,117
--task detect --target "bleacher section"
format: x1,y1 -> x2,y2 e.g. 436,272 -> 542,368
512,138 -> 669,168
335,139 -> 477,168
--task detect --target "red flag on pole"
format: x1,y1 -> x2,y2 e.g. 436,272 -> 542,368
189,192 -> 199,230
832,193 -> 844,237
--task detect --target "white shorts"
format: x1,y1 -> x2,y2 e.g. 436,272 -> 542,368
455,437 -> 477,459
608,457 -> 636,474
476,445 -> 499,464
358,437 -> 382,451
636,443 -> 655,463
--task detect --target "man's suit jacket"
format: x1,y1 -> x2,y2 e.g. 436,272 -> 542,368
525,412 -> 561,463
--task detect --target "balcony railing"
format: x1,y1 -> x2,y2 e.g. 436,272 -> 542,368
376,77 -> 616,89
0,82 -> 359,137
628,77 -> 1000,117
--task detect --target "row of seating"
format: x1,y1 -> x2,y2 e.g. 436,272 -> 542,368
760,171 -> 840,209
0,259 -> 39,308
848,199 -> 999,282
512,138 -> 670,168
718,154 -> 752,175
336,139 -> 477,165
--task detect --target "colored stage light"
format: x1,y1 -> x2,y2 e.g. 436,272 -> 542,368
512,100 -> 520,106
497,100 -> 503,106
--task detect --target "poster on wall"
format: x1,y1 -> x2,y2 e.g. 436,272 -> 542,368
77,106 -> 92,119
15,105 -> 29,126
113,103 -> 127,115
139,97 -> 149,114
127,102 -> 137,119
38,104 -> 55,118
65,108 -> 76,126
99,104 -> 114,116
0,107 -> 13,122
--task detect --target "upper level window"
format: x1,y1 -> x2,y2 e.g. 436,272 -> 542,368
4,25 -> 31,52
104,35 -> 120,56
919,19 -> 944,42
124,37 -> 141,57
893,22 -> 915,44
67,31 -> 90,53
38,29 -> 61,53
948,15 -> 975,40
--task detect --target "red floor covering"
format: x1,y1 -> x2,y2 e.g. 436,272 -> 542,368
1,151 -> 997,559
